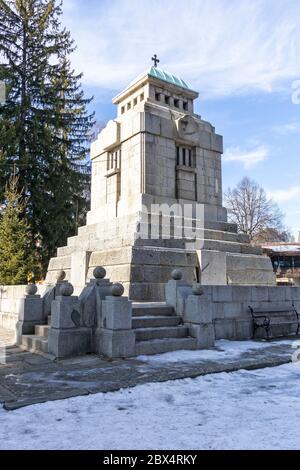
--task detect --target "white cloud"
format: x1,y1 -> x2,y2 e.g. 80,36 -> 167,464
62,0 -> 300,98
268,186 -> 300,203
223,145 -> 270,168
273,121 -> 300,134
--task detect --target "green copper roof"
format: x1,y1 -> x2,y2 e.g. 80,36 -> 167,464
148,66 -> 190,89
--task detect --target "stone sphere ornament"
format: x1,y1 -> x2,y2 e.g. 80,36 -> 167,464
93,266 -> 106,279
171,269 -> 183,281
26,283 -> 38,296
55,270 -> 66,282
192,283 -> 204,296
111,283 -> 124,297
60,282 -> 74,297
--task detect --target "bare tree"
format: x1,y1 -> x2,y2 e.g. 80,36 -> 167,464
224,177 -> 285,242
252,227 -> 291,245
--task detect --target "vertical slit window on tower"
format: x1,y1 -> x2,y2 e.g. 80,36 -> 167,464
183,101 -> 188,111
174,98 -> 179,108
155,92 -> 161,101
165,95 -> 170,104
176,147 -> 194,167
114,151 -> 118,168
108,148 -> 121,171
176,147 -> 180,165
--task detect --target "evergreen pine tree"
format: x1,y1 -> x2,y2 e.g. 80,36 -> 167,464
0,0 -> 94,276
0,175 -> 32,284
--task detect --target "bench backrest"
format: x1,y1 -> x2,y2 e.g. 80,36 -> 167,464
248,305 -> 299,320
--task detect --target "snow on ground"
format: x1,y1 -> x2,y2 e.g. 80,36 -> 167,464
1,361 -> 300,449
137,339 -> 295,363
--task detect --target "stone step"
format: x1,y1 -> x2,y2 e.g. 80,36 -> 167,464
135,238 -> 186,249
56,245 -> 76,257
35,325 -> 50,339
204,221 -> 238,233
21,335 -> 48,354
132,315 -> 181,329
201,238 -> 261,255
134,325 -> 189,341
132,302 -> 175,317
135,337 -> 197,356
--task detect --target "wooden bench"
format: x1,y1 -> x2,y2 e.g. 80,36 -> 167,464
248,305 -> 300,340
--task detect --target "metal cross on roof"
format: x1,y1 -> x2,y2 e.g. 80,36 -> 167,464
151,54 -> 160,68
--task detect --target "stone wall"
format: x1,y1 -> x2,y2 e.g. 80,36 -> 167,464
0,284 -> 48,331
193,285 -> 300,340
0,285 -> 28,331
166,280 -> 300,340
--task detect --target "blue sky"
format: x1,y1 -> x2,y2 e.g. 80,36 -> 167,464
63,0 -> 300,238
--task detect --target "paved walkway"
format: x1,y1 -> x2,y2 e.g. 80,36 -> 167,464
0,327 -> 298,410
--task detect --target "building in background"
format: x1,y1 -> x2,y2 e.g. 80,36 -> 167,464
262,243 -> 300,286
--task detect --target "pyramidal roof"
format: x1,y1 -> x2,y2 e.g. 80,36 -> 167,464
148,66 -> 190,89
113,66 -> 197,103
127,66 -> 191,91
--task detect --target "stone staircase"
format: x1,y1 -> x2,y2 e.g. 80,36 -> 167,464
20,303 -> 197,357
21,316 -> 51,354
132,302 -> 197,355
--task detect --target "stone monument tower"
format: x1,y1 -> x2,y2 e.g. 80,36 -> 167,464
46,58 -> 275,299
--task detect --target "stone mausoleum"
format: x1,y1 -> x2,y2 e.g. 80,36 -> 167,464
45,61 -> 275,300
3,60 -> 299,360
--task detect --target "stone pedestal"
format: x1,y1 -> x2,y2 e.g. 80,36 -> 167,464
184,295 -> 215,348
98,295 -> 135,358
48,295 -> 91,358
165,280 -> 193,315
16,294 -> 44,344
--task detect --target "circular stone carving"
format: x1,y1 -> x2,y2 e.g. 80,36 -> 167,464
55,270 -> 66,282
192,283 -> 204,296
60,282 -> 74,297
111,283 -> 124,297
93,266 -> 106,279
171,269 -> 183,281
26,283 -> 38,295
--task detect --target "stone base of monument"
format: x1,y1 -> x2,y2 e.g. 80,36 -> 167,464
45,208 -> 276,302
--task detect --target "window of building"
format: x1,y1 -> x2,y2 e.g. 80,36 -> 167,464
121,106 -> 125,114
127,102 -> 131,110
107,148 -> 121,171
176,146 -> 194,167
183,101 -> 188,111
174,98 -> 179,108
188,149 -> 192,167
155,92 -> 161,101
133,97 -> 137,106
140,93 -> 144,101
165,95 -> 170,105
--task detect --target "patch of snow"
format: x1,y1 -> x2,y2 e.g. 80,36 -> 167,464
1,362 -> 300,449
137,339 -> 294,364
